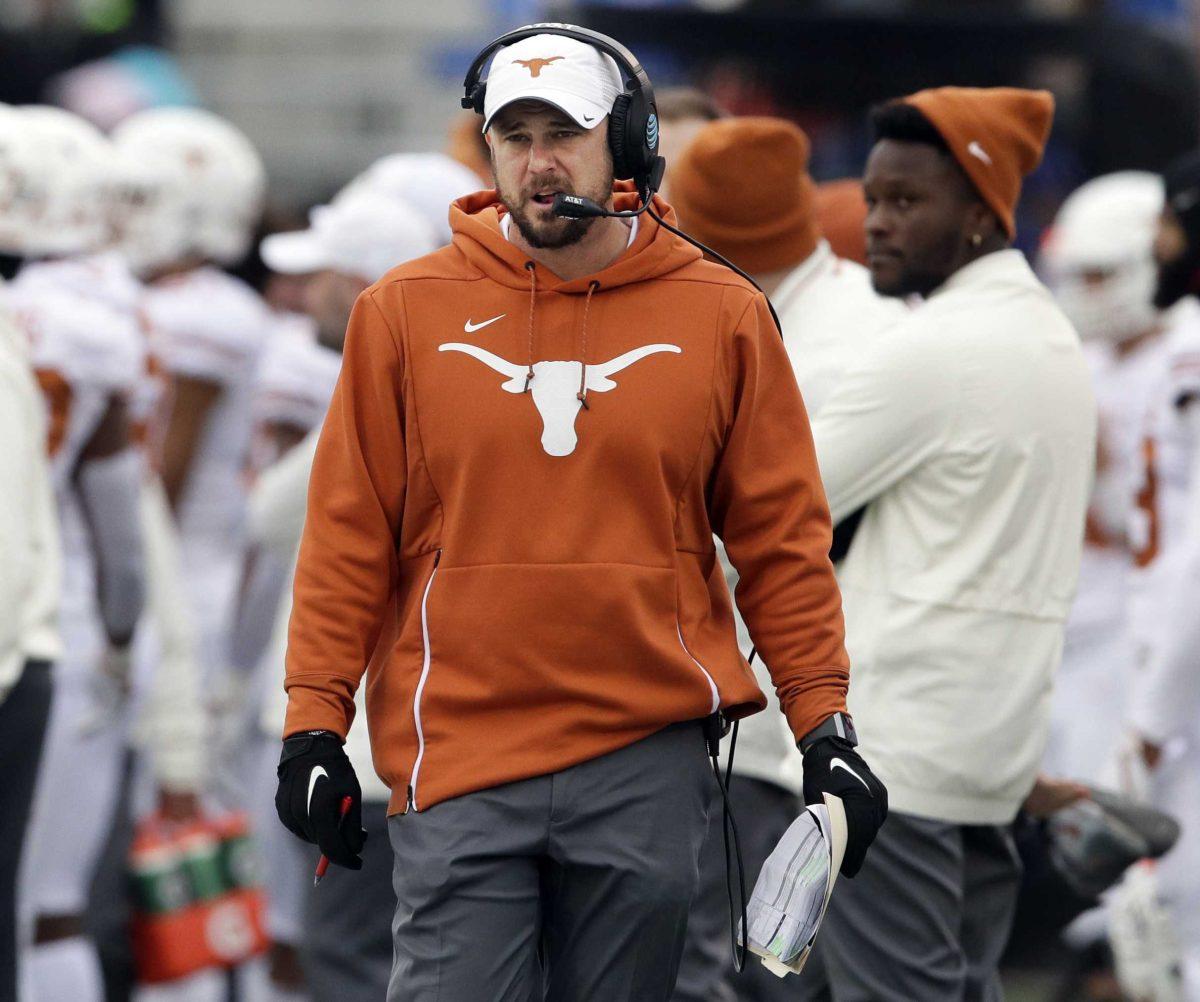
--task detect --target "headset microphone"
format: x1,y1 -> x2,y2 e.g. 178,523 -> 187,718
552,193 -> 651,219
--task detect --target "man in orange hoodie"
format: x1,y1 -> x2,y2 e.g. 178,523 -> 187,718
274,25 -> 886,1002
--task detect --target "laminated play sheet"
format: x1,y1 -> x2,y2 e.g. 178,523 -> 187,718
742,794 -> 847,978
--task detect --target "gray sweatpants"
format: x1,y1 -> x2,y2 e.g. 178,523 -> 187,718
796,810 -> 1022,1002
387,720 -> 716,1002
673,777 -> 801,1002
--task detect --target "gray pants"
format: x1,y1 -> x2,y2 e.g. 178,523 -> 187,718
673,777 -> 801,1002
302,799 -> 395,1002
796,811 -> 1022,1002
0,660 -> 53,1002
387,721 -> 715,1002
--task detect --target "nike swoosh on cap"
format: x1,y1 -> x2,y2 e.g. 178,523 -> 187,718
307,765 -> 328,816
831,757 -> 870,792
464,314 -> 506,334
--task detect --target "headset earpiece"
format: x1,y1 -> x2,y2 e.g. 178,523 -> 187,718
462,83 -> 486,116
608,93 -> 633,181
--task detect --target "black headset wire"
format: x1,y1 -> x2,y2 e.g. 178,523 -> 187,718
647,196 -> 793,975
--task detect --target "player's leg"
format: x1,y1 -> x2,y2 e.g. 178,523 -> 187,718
386,778 -> 546,1002
301,797 -> 392,1002
959,823 -> 1023,1001
0,659 -> 53,1002
22,625 -> 125,1002
799,812 -> 968,1002
541,720 -> 714,1002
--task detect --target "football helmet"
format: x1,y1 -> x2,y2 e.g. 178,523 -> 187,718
0,103 -> 46,255
17,105 -> 114,257
1043,171 -> 1163,344
111,107 -> 265,274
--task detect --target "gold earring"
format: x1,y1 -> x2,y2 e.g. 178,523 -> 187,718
971,233 -> 983,247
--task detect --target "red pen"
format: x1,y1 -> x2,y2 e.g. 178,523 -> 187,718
313,795 -> 354,886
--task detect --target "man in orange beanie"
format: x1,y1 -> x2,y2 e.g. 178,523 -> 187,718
668,116 -> 903,1002
793,88 -> 1096,1000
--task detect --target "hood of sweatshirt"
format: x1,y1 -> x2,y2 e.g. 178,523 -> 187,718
448,182 -> 703,293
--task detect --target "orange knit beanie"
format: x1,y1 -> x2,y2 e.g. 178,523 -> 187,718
901,86 -> 1054,239
669,117 -> 820,274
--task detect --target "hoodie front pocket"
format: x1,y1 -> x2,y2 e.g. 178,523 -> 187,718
406,561 -> 723,806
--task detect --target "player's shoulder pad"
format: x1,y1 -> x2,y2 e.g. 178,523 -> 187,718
11,286 -> 144,392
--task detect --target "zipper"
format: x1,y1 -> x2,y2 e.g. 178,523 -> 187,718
408,550 -> 442,811
677,621 -> 720,714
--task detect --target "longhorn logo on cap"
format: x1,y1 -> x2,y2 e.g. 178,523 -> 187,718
514,56 -> 564,78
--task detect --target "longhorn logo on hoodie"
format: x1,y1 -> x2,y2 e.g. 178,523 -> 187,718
439,342 -> 681,457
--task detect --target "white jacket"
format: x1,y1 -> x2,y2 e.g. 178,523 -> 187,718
250,430 -> 390,803
719,243 -> 905,792
811,249 -> 1096,824
0,304 -> 60,700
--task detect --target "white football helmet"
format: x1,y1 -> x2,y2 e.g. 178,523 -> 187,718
111,107 -> 266,275
18,105 -> 115,257
1043,171 -> 1164,344
0,103 -> 48,255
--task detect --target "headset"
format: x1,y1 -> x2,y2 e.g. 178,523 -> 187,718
462,22 -> 665,200
463,23 -> 783,343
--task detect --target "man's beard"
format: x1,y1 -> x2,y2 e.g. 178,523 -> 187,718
497,176 -> 604,250
510,202 -> 593,249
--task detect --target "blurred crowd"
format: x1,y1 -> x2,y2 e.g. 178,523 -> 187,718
0,70 -> 1198,1002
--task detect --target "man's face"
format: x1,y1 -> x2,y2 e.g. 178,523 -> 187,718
304,268 -> 368,353
863,139 -> 982,298
487,101 -> 614,249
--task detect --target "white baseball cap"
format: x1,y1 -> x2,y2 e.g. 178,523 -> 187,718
481,34 -> 624,134
261,190 -> 439,282
336,153 -> 481,244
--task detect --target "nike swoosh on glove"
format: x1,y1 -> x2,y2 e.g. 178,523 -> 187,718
276,731 -> 366,870
802,737 -> 888,878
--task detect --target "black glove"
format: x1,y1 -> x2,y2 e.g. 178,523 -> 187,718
276,730 -> 366,870
802,736 -> 888,878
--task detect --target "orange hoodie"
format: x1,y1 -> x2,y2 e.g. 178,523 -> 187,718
284,186 -> 850,815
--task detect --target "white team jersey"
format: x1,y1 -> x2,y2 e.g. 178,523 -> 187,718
1068,336 -> 1170,638
6,254 -> 145,487
1128,302 -> 1200,656
250,312 -> 341,462
142,266 -> 271,543
4,254 -> 146,662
